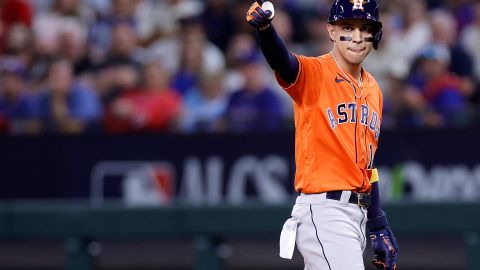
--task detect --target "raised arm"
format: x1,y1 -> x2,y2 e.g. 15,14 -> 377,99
246,0 -> 299,85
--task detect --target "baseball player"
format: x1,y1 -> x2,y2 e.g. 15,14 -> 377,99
246,0 -> 399,269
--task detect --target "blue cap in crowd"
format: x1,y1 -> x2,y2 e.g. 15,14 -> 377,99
419,44 -> 451,64
236,49 -> 262,65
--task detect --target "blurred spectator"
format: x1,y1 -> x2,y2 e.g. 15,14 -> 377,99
88,0 -> 138,62
2,23 -> 34,68
402,44 -> 469,127
135,0 -> 178,47
271,8 -> 305,55
0,0 -> 33,53
85,0 -> 111,17
451,0 -> 475,32
180,71 -> 227,133
171,26 -> 206,96
380,73 -> 408,129
170,12 -> 226,96
429,8 -> 476,120
382,0 -> 432,71
0,57 -> 40,134
426,0 -> 447,10
278,0 -> 314,43
430,9 -> 474,78
365,9 -> 408,129
32,0 -> 91,56
104,61 -> 182,133
365,8 -> 410,94
221,50 -> 283,133
95,22 -> 143,104
224,32 -> 257,93
34,59 -> 102,134
461,2 -> 480,81
301,9 -> 332,57
29,0 -> 92,86
28,0 -> 53,14
224,32 -> 293,121
147,0 -> 224,77
201,0 -> 236,52
57,25 -> 89,75
3,0 -> 480,135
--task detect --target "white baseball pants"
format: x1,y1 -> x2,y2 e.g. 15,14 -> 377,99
280,191 -> 368,270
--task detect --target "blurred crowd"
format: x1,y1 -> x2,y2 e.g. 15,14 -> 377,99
1,0 -> 480,135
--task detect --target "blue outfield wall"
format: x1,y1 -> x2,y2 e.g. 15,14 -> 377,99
1,129 -> 480,204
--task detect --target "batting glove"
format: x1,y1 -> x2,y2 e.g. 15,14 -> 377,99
368,211 -> 399,270
246,0 -> 274,31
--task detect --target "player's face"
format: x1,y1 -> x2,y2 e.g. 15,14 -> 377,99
327,19 -> 374,65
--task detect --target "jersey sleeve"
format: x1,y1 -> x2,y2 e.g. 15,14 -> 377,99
370,74 -> 384,134
275,54 -> 323,105
378,84 -> 384,124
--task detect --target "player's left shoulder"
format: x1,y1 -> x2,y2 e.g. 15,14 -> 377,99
362,69 -> 379,87
363,69 -> 383,96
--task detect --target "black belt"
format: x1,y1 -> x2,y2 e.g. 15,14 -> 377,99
326,191 -> 371,207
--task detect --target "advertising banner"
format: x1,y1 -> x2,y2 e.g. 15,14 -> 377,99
1,130 -> 479,204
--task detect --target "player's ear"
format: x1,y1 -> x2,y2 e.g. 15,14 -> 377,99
327,23 -> 336,42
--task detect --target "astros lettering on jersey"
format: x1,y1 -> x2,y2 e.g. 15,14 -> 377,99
276,53 -> 382,194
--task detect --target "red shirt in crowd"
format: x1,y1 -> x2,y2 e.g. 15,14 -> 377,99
104,89 -> 182,133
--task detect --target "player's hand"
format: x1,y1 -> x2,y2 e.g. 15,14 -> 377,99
246,0 -> 275,30
369,226 -> 399,270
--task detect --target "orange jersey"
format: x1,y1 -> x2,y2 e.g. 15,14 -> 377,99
276,53 -> 382,194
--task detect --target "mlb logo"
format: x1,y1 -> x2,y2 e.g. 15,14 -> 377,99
123,163 -> 176,206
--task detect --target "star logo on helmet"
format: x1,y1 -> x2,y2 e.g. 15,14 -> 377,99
350,0 -> 367,11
